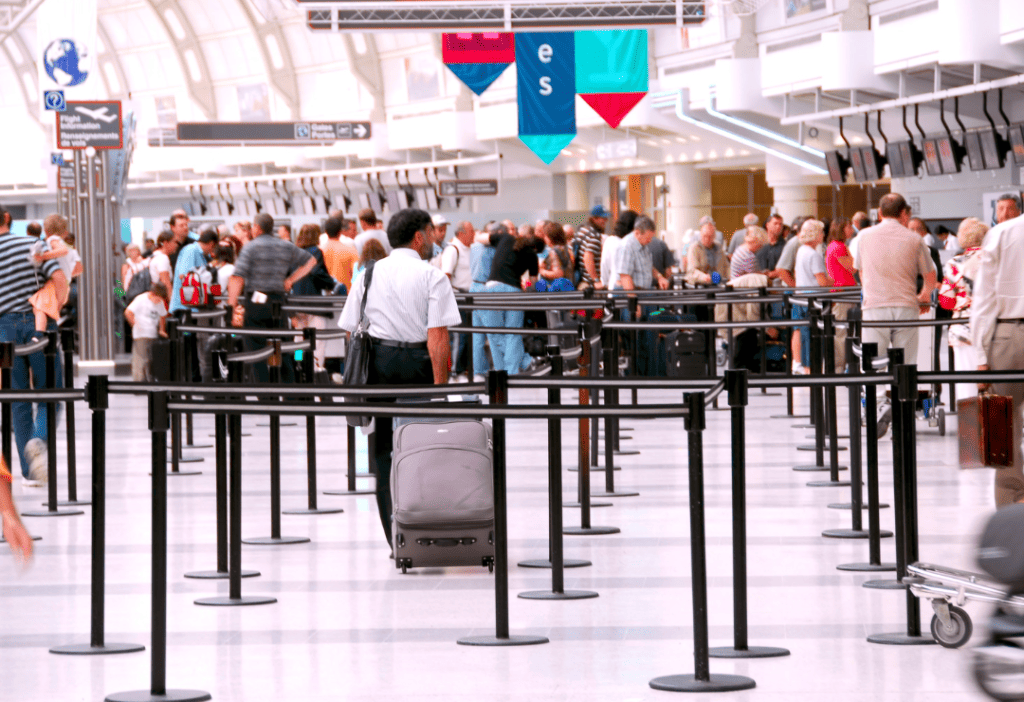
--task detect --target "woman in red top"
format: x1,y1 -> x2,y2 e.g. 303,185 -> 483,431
824,217 -> 857,372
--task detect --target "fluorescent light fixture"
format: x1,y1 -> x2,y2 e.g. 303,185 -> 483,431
706,96 -> 825,158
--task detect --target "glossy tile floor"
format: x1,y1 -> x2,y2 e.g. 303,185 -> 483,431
0,375 -> 1000,702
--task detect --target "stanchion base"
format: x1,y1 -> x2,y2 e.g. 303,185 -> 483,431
837,562 -> 896,573
613,450 -> 641,456
791,423 -> 816,429
457,634 -> 549,647
563,501 -> 612,508
241,536 -> 310,545
771,414 -> 810,420
649,673 -> 756,693
43,499 -> 91,507
866,632 -> 935,646
821,528 -> 893,539
517,558 -> 591,569
806,479 -> 853,488
256,422 -> 298,428
708,645 -> 790,659
518,589 -> 599,600
793,464 -> 847,472
563,526 -> 620,536
183,569 -> 259,580
828,502 -> 890,510
598,434 -> 632,441
106,689 -> 211,702
568,466 -> 621,472
863,579 -> 906,590
182,443 -> 213,450
209,433 -> 251,438
323,489 -> 376,496
591,491 -> 640,498
50,642 -> 145,656
0,534 -> 42,543
158,471 -> 202,477
167,456 -> 204,464
797,444 -> 847,452
281,507 -> 345,515
21,508 -> 83,518
194,595 -> 277,607
805,434 -> 850,440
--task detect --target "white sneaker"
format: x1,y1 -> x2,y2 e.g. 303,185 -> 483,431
22,479 -> 44,488
25,438 -> 47,484
330,372 -> 343,384
473,374 -> 486,383
792,361 -> 805,374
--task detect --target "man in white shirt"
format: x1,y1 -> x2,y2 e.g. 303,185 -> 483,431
148,232 -> 178,305
441,221 -> 475,379
338,208 -> 461,547
971,212 -> 1024,506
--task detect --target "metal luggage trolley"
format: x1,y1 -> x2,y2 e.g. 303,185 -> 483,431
905,562 -> 1017,648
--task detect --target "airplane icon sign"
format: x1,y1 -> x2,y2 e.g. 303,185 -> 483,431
57,101 -> 123,150
75,105 -> 118,123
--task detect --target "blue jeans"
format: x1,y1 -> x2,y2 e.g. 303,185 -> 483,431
0,312 -> 62,477
469,282 -> 491,376
791,304 -> 810,368
481,282 -> 531,374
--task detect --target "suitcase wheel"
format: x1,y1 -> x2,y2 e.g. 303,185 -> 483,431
483,556 -> 494,574
398,557 -> 411,574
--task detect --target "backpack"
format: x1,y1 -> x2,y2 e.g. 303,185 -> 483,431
125,266 -> 151,303
571,237 -> 584,287
179,264 -> 220,307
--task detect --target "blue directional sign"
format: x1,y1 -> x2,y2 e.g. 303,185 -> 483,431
44,90 -> 66,112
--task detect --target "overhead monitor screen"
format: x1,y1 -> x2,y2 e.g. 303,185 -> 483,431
964,132 -> 985,172
923,139 -> 943,176
980,129 -> 1004,170
825,151 -> 846,184
849,147 -> 867,182
936,135 -> 960,174
899,141 -> 916,177
886,143 -> 906,178
1010,125 -> 1024,166
860,146 -> 881,182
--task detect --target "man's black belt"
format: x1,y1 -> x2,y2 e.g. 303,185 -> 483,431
371,337 -> 428,350
997,319 -> 1024,324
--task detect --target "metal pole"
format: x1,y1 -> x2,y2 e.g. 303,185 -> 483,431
60,328 -> 84,505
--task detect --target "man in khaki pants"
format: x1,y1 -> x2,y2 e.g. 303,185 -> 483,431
971,212 -> 1024,506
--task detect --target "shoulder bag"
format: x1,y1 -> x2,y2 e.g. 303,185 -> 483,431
342,262 -> 376,427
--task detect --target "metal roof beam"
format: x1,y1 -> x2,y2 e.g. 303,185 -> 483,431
145,0 -> 217,120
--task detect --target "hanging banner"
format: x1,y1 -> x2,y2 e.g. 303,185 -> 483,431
575,29 -> 648,129
37,0 -> 98,121
442,33 -> 515,96
516,32 -> 576,164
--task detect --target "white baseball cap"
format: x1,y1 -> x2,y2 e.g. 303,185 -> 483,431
432,214 -> 448,226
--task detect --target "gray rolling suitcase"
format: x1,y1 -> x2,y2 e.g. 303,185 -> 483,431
390,419 -> 495,573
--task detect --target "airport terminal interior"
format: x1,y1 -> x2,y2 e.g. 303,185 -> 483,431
3,0 -> 1024,700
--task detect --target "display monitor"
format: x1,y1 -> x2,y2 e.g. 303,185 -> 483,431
980,129 -> 1004,170
936,135 -> 960,174
923,139 -> 942,176
825,150 -> 847,184
964,131 -> 985,171
861,146 -> 882,181
1010,124 -> 1024,166
849,147 -> 867,182
886,142 -> 906,178
899,141 -> 917,177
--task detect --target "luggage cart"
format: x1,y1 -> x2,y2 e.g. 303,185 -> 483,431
905,562 -> 1020,648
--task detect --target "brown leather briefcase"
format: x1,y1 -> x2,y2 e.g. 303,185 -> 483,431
958,394 -> 1014,468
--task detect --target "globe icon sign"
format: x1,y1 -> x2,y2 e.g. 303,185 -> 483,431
43,39 -> 89,87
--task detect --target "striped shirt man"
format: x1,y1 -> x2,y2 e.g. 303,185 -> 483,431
578,225 -> 602,287
339,248 -> 462,342
0,233 -> 59,315
730,245 -> 760,279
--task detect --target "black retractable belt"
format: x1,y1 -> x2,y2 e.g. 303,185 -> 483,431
165,319 -> 202,476
807,313 -> 852,488
60,328 -> 88,506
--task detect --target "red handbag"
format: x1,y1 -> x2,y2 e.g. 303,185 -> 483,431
958,393 -> 1015,469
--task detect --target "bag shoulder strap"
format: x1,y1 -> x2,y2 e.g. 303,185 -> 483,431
358,261 -> 376,324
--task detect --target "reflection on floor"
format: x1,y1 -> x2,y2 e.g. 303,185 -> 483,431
0,382 -> 998,701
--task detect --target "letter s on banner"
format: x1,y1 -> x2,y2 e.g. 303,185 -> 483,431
539,77 -> 552,96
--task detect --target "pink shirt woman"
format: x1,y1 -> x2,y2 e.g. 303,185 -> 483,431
825,219 -> 856,287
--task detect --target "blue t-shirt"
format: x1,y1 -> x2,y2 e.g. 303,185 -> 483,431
470,242 -> 497,285
168,242 -> 209,312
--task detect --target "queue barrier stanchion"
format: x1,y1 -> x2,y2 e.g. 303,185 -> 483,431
195,360 -> 276,607
243,340 -> 310,545
867,362 -> 935,646
607,318 -> 640,456
0,342 -> 11,471
518,347 -> 596,596
864,347 -> 910,590
771,293 -> 809,420
59,327 -> 89,506
794,309 -> 848,475
591,346 -> 639,499
564,322 -> 619,535
806,314 -> 852,488
947,344 -> 957,414
709,369 -> 789,660
165,319 -> 202,475
650,391 -> 756,693
23,332 -> 83,518
105,391 -> 212,702
285,328 -> 344,516
838,342 -> 897,573
51,375 -> 145,656
458,370 -> 549,647
255,300 -> 297,427
179,311 -> 211,450
323,423 -> 375,496
185,350 -> 259,580
208,308 -> 252,438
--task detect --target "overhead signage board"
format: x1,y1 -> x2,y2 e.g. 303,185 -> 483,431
175,121 -> 371,145
595,138 -> 638,161
437,179 -> 499,197
56,100 -> 123,150
58,165 -> 75,190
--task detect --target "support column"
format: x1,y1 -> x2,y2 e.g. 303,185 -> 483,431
665,164 -> 710,254
565,172 -> 589,211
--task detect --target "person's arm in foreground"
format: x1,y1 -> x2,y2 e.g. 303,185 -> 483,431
427,327 -> 451,385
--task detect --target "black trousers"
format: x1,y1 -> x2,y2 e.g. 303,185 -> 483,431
369,343 -> 433,546
453,308 -> 472,375
242,293 -> 295,383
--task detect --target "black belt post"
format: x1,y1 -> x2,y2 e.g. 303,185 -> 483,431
710,369 -> 789,660
519,347 -> 596,597
195,360 -> 275,608
256,300 -> 296,426
458,370 -> 549,647
565,320 -> 619,536
650,391 -> 756,693
838,342 -> 896,572
947,344 -> 957,413
324,422 -> 375,496
244,340 -> 310,545
868,362 -> 935,646
771,293 -> 808,419
628,296 -> 639,406
0,342 -> 11,470
285,328 -> 344,516
105,391 -> 210,702
592,346 -> 639,499
51,374 -> 145,656
179,310 -> 211,451
807,314 -> 851,488
794,308 -> 848,474
59,328 -> 87,506
606,322 -> 639,457
165,319 -> 201,475
865,347 -> 909,590
185,350 -> 258,581
24,332 -> 83,518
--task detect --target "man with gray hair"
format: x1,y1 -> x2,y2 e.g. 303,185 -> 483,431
727,213 -> 760,255
441,220 -> 476,380
996,193 -> 1022,225
616,215 -> 670,294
